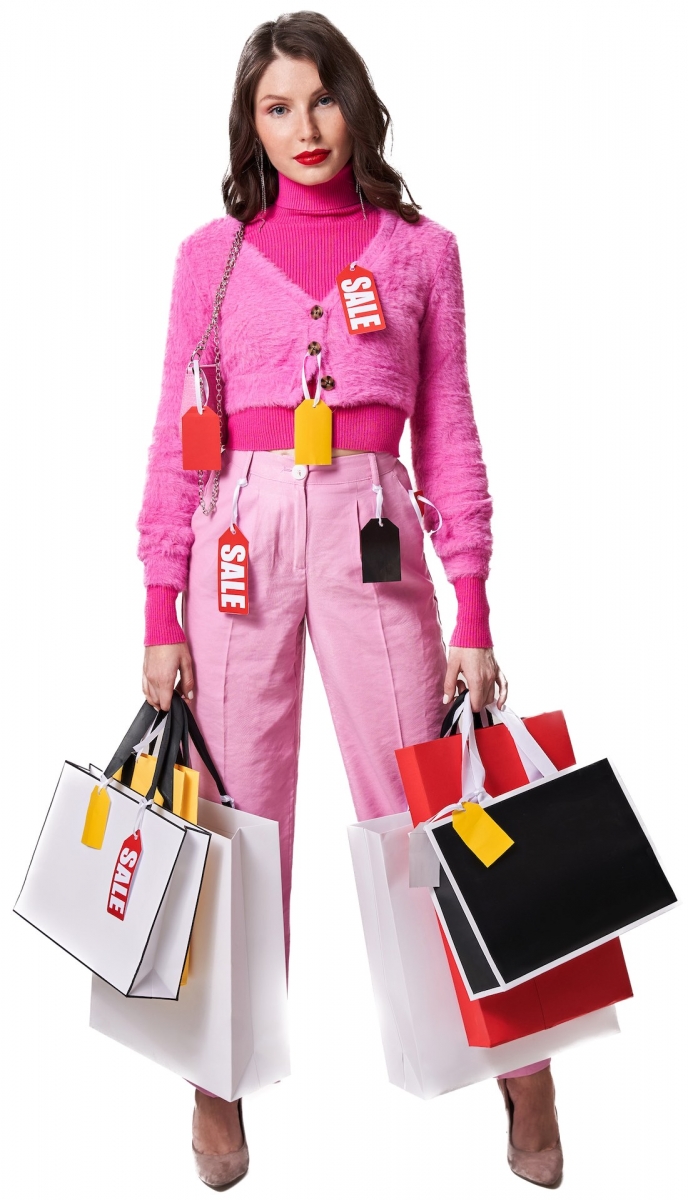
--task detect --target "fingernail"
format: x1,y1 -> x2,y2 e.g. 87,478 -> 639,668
187,690 -> 194,700
442,694 -> 449,704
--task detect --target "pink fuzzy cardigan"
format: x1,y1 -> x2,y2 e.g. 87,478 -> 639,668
137,205 -> 494,648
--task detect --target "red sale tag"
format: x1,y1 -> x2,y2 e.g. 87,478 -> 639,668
181,407 -> 222,471
107,831 -> 143,921
218,525 -> 250,614
336,264 -> 386,335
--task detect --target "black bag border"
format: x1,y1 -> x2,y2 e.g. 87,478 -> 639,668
425,757 -> 681,1000
13,759 -> 211,1001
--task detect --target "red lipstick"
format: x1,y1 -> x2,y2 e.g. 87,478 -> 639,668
293,149 -> 331,166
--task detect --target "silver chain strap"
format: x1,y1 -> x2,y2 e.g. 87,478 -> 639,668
188,223 -> 245,516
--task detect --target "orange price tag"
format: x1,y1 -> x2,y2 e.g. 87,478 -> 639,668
336,264 -> 386,335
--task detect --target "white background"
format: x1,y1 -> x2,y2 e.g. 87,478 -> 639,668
1,1 -> 686,1196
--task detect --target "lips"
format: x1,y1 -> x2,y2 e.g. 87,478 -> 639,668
293,149 -> 331,166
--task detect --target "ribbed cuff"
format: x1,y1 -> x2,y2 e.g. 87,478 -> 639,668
144,586 -> 186,647
448,576 -> 493,649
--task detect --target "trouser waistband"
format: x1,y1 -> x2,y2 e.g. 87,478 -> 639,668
224,448 -> 401,486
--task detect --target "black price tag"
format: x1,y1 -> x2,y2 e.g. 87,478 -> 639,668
360,518 -> 402,582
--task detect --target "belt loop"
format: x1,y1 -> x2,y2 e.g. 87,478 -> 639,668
368,452 -> 384,525
367,451 -> 381,488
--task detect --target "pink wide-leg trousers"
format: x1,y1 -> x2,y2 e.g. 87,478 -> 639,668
183,447 -> 548,1091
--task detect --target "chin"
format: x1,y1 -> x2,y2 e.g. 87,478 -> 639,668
290,158 -> 343,184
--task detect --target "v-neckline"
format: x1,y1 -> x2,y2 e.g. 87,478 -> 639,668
237,207 -> 399,310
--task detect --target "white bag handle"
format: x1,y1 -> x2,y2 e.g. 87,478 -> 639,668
409,700 -> 560,889
483,702 -> 558,782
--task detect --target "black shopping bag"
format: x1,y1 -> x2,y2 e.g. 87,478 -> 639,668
416,702 -> 677,997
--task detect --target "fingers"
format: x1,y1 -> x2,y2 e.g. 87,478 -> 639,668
495,665 -> 509,710
142,645 -> 189,713
448,647 -> 509,714
178,649 -> 195,701
142,671 -> 160,712
465,677 -> 494,712
442,658 -> 461,704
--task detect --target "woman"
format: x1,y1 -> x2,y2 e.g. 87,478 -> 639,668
137,12 -> 562,1191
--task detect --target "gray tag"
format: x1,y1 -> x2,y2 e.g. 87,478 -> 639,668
408,827 -> 440,888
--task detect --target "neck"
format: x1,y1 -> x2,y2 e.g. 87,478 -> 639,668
274,161 -> 361,215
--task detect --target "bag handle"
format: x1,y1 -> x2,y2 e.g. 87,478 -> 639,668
102,702 -> 166,786
154,693 -> 236,811
457,700 -> 558,801
440,689 -> 494,738
483,702 -> 559,783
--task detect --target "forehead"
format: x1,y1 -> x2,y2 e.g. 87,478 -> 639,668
255,53 -> 324,101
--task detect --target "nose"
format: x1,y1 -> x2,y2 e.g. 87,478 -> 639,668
297,104 -> 321,143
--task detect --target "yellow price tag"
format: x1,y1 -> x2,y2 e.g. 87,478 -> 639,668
452,802 -> 514,867
294,397 -> 332,465
81,786 -> 111,849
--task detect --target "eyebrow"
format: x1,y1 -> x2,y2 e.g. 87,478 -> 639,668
257,88 -> 330,104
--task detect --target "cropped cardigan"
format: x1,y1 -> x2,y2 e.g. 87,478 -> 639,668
137,195 -> 494,649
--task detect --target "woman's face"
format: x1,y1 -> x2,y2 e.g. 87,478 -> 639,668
254,53 -> 353,185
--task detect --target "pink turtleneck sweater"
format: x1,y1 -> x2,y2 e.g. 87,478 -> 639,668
144,163 -> 492,649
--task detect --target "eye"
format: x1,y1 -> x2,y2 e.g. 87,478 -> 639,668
316,94 -> 335,107
268,104 -> 288,116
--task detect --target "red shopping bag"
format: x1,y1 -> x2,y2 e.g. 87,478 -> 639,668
395,709 -> 633,1047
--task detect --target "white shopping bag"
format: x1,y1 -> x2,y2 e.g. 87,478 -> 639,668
90,794 -> 290,1101
14,705 -> 210,999
348,812 -> 619,1100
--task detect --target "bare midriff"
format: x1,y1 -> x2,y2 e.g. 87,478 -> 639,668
267,447 -> 366,457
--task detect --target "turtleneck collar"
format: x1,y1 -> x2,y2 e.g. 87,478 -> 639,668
274,160 -> 361,215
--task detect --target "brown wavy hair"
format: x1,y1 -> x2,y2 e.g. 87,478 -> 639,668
222,11 -> 420,224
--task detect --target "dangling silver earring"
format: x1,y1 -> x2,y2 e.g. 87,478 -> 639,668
355,175 -> 368,222
254,138 -> 267,228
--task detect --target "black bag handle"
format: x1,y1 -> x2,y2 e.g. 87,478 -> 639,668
184,700 -> 232,803
440,688 -> 495,739
152,693 -> 233,812
102,702 -> 166,785
103,694 -> 232,815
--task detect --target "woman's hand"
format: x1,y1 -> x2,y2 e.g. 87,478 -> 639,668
443,647 -> 508,711
143,643 -> 195,712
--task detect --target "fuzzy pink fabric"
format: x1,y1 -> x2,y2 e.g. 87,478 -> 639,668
138,163 -> 493,649
243,162 -> 382,304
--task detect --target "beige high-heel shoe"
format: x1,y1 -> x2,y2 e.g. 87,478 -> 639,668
497,1077 -> 564,1189
192,1094 -> 249,1191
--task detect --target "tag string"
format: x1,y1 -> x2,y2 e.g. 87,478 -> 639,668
372,483 -> 384,525
191,358 -> 209,415
230,476 -> 249,533
302,351 -> 322,407
408,490 -> 443,535
97,712 -> 170,835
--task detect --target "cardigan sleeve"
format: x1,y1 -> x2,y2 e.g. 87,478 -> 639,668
137,240 -> 210,643
411,232 -> 494,649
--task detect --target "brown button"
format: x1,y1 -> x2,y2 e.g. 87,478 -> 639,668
321,375 -> 335,391
310,305 -> 323,319
308,341 -> 321,355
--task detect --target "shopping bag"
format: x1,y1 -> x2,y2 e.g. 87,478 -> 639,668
90,696 -> 290,1101
396,694 -> 634,1044
114,711 -> 200,821
348,812 -> 619,1098
409,697 -> 677,1000
14,700 -> 210,998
